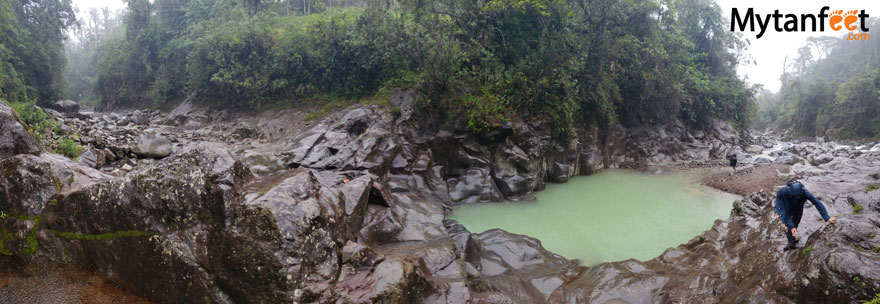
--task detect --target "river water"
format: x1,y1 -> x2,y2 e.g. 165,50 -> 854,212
448,169 -> 741,266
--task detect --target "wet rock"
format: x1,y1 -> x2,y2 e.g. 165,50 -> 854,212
42,143 -> 254,303
753,157 -> 772,164
335,256 -> 435,303
769,150 -> 792,157
43,108 -> 63,118
102,148 -> 116,162
809,153 -> 835,166
447,168 -> 503,204
389,89 -> 416,121
286,108 -> 394,170
239,148 -> 287,175
77,149 -> 105,168
0,101 -> 40,159
731,190 -> 771,217
130,110 -> 150,125
52,100 -> 80,114
745,145 -> 764,154
5,102 -> 878,304
464,229 -> 581,303
774,155 -> 805,165
131,133 -> 172,158
0,153 -> 110,256
491,140 -> 538,200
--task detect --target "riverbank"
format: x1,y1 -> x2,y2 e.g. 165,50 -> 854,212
700,163 -> 790,196
1,98 -> 878,303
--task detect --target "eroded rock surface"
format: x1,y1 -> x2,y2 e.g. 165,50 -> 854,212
1,96 -> 878,303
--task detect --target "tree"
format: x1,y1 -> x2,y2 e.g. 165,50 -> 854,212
0,0 -> 76,104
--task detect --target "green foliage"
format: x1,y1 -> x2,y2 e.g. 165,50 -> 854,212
854,204 -> 864,214
0,0 -> 76,106
7,99 -> 60,144
801,245 -> 814,255
759,20 -> 880,139
866,184 -> 879,192
23,218 -> 39,255
862,293 -> 880,304
853,275 -> 867,288
56,137 -> 83,159
92,0 -> 754,134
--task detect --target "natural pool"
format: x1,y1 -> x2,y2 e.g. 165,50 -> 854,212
447,169 -> 741,266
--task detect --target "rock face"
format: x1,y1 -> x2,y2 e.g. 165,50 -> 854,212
2,97 -> 878,304
0,101 -> 40,159
131,133 -> 172,158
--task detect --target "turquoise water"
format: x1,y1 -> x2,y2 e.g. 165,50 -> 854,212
447,169 -> 740,265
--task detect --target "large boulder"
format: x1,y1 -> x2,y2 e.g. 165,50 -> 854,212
463,228 -> 582,303
52,100 -> 80,114
40,143 -> 254,303
0,101 -> 40,159
131,133 -> 172,158
286,108 -> 394,170
0,153 -> 110,256
745,145 -> 764,154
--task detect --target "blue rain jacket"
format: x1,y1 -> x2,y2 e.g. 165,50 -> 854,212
774,182 -> 831,229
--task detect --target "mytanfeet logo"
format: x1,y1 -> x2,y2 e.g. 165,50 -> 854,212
731,6 -> 870,40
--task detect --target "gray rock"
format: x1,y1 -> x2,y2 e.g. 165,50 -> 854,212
77,149 -> 105,168
131,133 -> 172,158
810,153 -> 835,166
774,155 -> 805,165
447,168 -> 503,204
43,108 -> 63,118
130,111 -> 150,125
745,145 -> 764,154
389,89 -> 416,121
753,157 -> 772,164
53,100 -> 80,114
464,229 -> 581,303
0,101 -> 40,159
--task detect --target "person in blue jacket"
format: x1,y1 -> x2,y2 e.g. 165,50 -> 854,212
774,180 -> 837,250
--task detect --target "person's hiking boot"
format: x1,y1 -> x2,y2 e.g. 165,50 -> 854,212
783,243 -> 798,251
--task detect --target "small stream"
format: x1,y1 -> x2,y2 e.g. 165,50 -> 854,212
448,169 -> 741,265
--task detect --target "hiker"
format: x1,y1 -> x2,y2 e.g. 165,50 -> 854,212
773,180 -> 837,250
727,154 -> 737,173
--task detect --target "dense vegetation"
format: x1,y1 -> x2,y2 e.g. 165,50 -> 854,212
0,0 -> 82,157
756,19 -> 880,140
78,0 -> 755,135
0,0 -> 75,106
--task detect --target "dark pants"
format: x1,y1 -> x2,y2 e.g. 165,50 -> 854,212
783,207 -> 804,245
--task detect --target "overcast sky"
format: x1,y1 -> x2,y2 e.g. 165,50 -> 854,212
71,0 -> 126,13
71,0 -> 879,93
713,0 -> 879,92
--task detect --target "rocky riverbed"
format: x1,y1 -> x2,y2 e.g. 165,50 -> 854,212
1,95 -> 879,303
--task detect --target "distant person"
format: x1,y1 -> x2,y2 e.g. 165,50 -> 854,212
774,180 -> 836,251
727,154 -> 737,174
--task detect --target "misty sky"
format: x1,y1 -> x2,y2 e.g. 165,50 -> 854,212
71,0 -> 880,93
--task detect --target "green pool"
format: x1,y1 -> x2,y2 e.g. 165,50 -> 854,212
447,169 -> 740,265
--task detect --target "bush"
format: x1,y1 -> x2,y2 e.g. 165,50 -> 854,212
55,137 -> 82,159
8,99 -> 59,144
